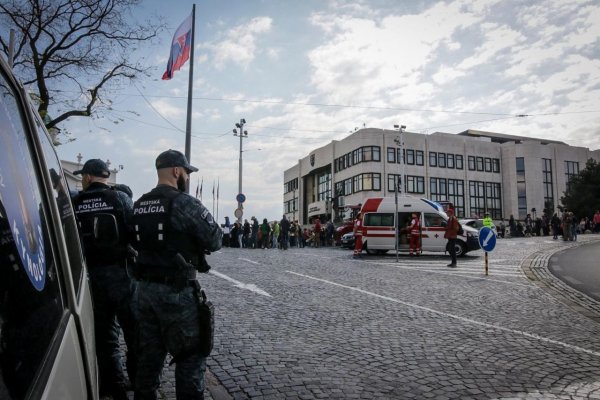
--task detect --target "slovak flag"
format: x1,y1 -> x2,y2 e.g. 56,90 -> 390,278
162,12 -> 193,80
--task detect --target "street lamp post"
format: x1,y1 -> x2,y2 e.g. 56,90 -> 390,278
393,124 -> 406,262
233,118 -> 248,222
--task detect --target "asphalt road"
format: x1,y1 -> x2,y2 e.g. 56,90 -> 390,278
548,239 -> 600,302
150,235 -> 600,399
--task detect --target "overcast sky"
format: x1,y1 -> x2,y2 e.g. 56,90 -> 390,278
54,0 -> 600,223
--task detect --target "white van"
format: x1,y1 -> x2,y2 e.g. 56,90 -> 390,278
0,56 -> 98,398
360,196 -> 480,256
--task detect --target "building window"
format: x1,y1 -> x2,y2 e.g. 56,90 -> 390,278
388,174 -> 403,193
438,153 -> 446,168
387,147 -> 396,163
416,150 -> 424,166
429,152 -> 437,167
317,171 -> 331,201
484,158 -> 492,172
430,177 -> 447,201
469,181 -> 501,219
565,161 -> 579,190
516,157 -> 527,219
542,158 -> 554,214
476,157 -> 484,171
406,176 -> 424,194
284,178 -> 299,193
447,154 -> 455,169
447,179 -> 465,218
354,173 -> 381,192
456,155 -> 464,170
362,146 -> 381,162
468,156 -> 476,170
344,178 -> 352,196
406,149 -> 415,165
492,158 -> 500,173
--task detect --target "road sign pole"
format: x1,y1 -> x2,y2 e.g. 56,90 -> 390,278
485,252 -> 489,276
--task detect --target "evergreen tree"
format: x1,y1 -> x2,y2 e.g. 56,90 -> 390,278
561,159 -> 600,219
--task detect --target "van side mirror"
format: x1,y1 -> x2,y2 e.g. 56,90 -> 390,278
93,213 -> 119,247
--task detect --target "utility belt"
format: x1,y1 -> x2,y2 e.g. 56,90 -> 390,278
136,265 -> 197,290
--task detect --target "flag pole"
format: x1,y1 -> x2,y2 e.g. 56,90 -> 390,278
184,4 -> 196,193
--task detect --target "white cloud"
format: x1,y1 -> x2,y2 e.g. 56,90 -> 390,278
202,16 -> 273,69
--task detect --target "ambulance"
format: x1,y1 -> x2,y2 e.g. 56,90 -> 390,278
359,196 -> 481,256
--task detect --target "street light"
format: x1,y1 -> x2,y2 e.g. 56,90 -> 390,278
233,118 -> 248,222
393,124 -> 406,262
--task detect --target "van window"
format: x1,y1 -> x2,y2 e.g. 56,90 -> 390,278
364,213 -> 394,226
424,213 -> 446,227
33,113 -> 84,297
0,71 -> 65,398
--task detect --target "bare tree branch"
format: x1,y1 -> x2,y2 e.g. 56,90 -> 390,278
0,0 -> 165,141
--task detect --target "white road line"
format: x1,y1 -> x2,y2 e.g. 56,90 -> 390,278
286,271 -> 600,358
238,258 -> 260,265
210,270 -> 272,297
365,262 -> 531,286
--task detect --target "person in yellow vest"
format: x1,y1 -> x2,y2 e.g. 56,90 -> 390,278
483,213 -> 493,229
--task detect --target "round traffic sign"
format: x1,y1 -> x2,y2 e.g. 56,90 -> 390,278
478,227 -> 497,252
234,208 -> 243,219
236,193 -> 246,203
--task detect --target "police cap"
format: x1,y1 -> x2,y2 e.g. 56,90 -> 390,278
73,159 -> 110,178
155,149 -> 198,173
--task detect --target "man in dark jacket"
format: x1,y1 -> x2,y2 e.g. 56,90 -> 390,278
132,150 -> 222,400
280,215 -> 290,250
72,159 -> 136,400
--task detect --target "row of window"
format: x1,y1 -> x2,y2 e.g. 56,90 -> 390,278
467,156 -> 500,173
429,152 -> 465,169
335,173 -> 382,197
284,178 -> 299,194
334,146 -> 381,172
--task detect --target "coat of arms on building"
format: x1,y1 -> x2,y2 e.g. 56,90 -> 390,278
310,154 -> 315,166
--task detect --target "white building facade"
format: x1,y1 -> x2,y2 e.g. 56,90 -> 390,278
283,128 -> 600,224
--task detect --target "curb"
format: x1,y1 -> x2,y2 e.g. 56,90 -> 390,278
521,237 -> 600,323
206,368 -> 232,400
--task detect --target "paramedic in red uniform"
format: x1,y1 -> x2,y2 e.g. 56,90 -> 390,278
353,212 -> 363,259
409,212 -> 421,256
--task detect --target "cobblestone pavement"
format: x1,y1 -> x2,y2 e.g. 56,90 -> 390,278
133,234 -> 600,399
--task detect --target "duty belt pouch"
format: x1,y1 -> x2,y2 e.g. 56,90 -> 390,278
197,288 -> 214,357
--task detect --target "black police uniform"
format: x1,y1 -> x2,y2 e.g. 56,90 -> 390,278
132,184 -> 222,400
73,181 -> 136,399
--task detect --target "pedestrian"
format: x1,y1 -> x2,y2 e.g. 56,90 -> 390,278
131,149 -> 222,400
289,220 -> 297,247
509,215 -> 516,237
562,211 -> 572,241
223,216 -> 231,247
444,208 -> 460,267
237,221 -> 243,248
251,216 -> 259,248
353,212 -> 363,259
260,218 -> 271,249
326,220 -> 334,246
313,218 -> 322,248
551,212 -> 560,240
482,212 -> 493,229
72,159 -> 136,400
243,219 -> 251,247
272,220 -> 280,249
408,212 -> 421,256
280,215 -> 290,250
594,210 -> 600,234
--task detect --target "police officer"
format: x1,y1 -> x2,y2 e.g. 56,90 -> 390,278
132,150 -> 222,400
483,212 -> 493,229
72,159 -> 136,400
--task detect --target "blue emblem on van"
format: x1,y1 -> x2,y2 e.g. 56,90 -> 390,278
0,100 -> 46,291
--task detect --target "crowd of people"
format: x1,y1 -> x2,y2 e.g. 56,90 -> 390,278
220,216 -> 338,249
498,209 -> 600,240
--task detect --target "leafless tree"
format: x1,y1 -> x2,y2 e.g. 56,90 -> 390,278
0,0 -> 164,141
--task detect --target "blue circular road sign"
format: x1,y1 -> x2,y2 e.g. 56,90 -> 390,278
236,193 -> 246,203
478,227 -> 497,252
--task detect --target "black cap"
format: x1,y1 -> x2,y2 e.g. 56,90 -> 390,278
73,159 -> 110,178
155,149 -> 198,173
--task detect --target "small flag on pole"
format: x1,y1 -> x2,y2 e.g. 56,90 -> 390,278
162,12 -> 193,80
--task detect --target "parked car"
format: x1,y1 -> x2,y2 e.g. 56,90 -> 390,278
0,55 -> 98,398
334,221 -> 354,246
340,232 -> 355,248
459,219 -> 498,236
